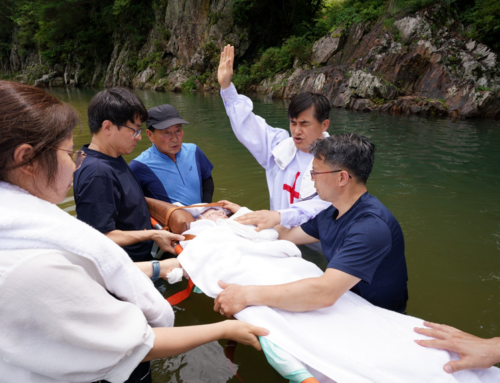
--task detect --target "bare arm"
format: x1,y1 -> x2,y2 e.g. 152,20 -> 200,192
105,229 -> 184,254
135,258 -> 181,280
143,320 -> 269,362
415,322 -> 500,373
275,224 -> 319,245
214,268 -> 360,316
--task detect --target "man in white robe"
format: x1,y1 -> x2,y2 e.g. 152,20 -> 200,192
218,45 -> 331,230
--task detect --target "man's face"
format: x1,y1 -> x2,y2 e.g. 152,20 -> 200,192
111,117 -> 142,156
200,208 -> 228,222
312,156 -> 339,204
147,124 -> 184,160
289,106 -> 329,153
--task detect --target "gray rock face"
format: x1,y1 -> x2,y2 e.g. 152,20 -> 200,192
311,29 -> 345,65
394,15 -> 432,42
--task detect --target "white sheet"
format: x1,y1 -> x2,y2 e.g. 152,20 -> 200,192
178,225 -> 500,383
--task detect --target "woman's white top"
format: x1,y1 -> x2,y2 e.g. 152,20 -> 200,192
0,248 -> 155,383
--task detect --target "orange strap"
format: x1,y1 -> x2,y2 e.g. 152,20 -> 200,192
301,378 -> 320,383
164,202 -> 225,232
165,237 -> 195,305
166,278 -> 195,306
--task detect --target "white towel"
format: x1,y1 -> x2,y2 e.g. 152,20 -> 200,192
0,181 -> 174,328
178,226 -> 500,383
271,132 -> 329,199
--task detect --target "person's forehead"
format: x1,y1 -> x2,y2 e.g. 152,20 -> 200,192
165,123 -> 183,130
290,106 -> 318,123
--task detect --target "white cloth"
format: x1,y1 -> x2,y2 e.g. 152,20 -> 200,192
272,131 -> 329,199
178,226 -> 500,383
0,181 -> 174,328
0,248 -> 155,383
221,83 -> 331,227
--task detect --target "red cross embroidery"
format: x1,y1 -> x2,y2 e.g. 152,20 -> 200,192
283,171 -> 300,204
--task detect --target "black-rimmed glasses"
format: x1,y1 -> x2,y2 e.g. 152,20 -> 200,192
47,147 -> 87,170
118,124 -> 143,138
310,169 -> 352,180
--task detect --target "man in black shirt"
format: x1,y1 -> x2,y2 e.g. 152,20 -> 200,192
74,88 -> 182,263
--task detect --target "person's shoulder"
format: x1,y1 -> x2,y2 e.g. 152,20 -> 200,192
183,143 -> 198,153
133,146 -> 155,164
362,193 -> 400,224
314,204 -> 335,222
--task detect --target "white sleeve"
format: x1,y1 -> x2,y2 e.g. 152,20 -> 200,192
279,197 -> 332,227
221,83 -> 289,170
0,251 -> 155,383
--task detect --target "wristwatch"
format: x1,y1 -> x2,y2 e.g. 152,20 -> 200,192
151,260 -> 160,282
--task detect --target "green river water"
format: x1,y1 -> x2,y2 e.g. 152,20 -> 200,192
50,87 -> 500,383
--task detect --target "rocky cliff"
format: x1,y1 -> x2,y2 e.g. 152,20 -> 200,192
3,2 -> 499,119
258,5 -> 500,119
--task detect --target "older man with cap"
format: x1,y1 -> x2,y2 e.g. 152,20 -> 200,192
130,104 -> 214,206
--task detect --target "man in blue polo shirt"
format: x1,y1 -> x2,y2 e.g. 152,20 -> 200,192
129,104 -> 214,206
214,133 -> 408,316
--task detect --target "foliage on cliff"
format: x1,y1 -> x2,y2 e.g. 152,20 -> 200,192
0,0 -> 156,66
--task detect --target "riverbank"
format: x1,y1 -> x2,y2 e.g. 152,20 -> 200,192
2,0 -> 499,120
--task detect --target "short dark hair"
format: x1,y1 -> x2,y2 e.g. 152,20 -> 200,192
309,133 -> 375,184
0,81 -> 78,185
87,87 -> 148,134
288,92 -> 331,123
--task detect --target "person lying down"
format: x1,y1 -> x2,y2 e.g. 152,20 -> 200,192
166,202 -> 500,383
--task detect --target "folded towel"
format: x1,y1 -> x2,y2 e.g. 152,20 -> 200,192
0,181 -> 174,328
271,132 -> 329,199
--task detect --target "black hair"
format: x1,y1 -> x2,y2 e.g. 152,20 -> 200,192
87,87 -> 148,134
309,133 -> 375,184
288,92 -> 331,123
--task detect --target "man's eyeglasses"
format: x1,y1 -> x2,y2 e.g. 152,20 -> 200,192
310,169 -> 352,180
47,147 -> 87,170
118,124 -> 143,138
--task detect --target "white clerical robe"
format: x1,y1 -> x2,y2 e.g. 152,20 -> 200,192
221,83 -> 330,227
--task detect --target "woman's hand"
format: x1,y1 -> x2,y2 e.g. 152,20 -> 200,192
221,320 -> 269,351
218,200 -> 241,214
159,258 -> 181,280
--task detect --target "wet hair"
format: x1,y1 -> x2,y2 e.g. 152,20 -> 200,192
288,92 -> 331,123
87,87 -> 148,134
309,133 -> 375,184
0,81 -> 79,185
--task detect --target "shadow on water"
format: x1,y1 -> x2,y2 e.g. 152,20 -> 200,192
49,88 -> 500,382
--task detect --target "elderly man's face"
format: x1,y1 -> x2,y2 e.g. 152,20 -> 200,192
289,106 -> 329,153
200,208 -> 228,222
147,124 -> 184,161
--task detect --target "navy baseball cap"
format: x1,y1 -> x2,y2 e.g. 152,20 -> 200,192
146,104 -> 189,130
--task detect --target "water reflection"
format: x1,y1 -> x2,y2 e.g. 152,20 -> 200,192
48,88 -> 500,382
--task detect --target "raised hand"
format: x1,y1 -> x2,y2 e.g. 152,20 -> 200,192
218,44 -> 234,90
414,321 -> 500,373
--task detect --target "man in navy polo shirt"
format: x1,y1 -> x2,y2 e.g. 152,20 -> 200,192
74,88 -> 182,263
129,104 -> 214,206
214,133 -> 408,316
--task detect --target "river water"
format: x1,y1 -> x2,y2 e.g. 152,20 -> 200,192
49,87 -> 500,382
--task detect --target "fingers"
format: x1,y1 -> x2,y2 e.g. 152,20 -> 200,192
169,233 -> 185,242
213,295 -> 221,312
414,326 -> 447,340
218,280 -> 229,289
414,338 -> 455,351
445,359 -> 475,374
